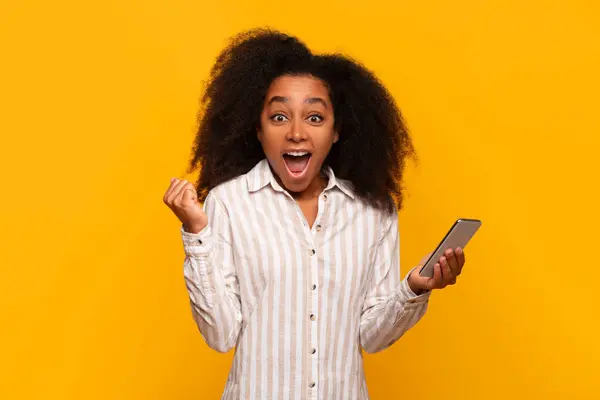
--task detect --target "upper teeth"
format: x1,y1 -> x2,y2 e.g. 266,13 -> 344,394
286,151 -> 309,156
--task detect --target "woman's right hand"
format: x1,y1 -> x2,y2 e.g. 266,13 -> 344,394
163,178 -> 207,234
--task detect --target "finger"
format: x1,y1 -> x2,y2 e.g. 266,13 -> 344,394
430,263 -> 443,289
445,248 -> 459,276
163,177 -> 180,202
173,179 -> 192,203
440,256 -> 454,287
167,179 -> 189,204
455,247 -> 465,273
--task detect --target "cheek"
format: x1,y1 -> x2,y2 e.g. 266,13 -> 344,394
258,129 -> 282,154
316,129 -> 337,149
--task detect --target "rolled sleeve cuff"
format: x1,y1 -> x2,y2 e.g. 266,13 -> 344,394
181,225 -> 213,256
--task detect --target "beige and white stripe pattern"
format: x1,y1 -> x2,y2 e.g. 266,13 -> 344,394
180,158 -> 430,400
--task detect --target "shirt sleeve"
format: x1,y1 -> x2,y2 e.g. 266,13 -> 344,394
359,210 -> 431,353
180,192 -> 242,353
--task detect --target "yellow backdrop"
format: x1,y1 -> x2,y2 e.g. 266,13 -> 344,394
1,0 -> 599,399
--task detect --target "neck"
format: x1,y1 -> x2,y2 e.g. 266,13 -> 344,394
291,173 -> 327,201
271,168 -> 328,202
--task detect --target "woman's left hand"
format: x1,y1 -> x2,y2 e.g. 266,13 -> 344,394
407,247 -> 466,295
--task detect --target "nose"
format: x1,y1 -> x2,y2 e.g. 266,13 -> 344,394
286,123 -> 308,143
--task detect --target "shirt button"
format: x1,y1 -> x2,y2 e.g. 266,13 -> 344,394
311,249 -> 316,255
310,348 -> 316,354
323,194 -> 328,201
310,314 -> 316,321
309,382 -> 315,388
316,224 -> 322,231
311,284 -> 316,290
197,239 -> 203,244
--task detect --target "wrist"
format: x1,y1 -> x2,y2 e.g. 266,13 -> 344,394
183,221 -> 207,234
407,270 -> 428,296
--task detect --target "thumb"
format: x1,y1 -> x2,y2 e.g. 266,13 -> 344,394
183,188 -> 198,202
180,183 -> 200,206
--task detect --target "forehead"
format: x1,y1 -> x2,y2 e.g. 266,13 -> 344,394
266,75 -> 331,102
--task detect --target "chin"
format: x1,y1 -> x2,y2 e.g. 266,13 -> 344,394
272,160 -> 318,194
280,177 -> 312,194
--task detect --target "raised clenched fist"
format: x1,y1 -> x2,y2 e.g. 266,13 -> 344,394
163,178 -> 207,234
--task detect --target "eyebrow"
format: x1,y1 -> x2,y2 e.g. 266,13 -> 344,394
305,97 -> 328,107
267,96 -> 328,108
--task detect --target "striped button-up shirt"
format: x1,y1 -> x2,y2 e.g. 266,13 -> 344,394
180,158 -> 431,400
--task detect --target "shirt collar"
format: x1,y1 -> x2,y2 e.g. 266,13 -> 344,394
246,158 -> 355,199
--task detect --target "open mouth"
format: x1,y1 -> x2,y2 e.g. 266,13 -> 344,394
282,151 -> 312,177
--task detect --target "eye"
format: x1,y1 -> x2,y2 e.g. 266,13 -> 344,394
270,114 -> 288,123
307,114 -> 324,123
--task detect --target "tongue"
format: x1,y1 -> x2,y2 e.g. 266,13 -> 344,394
284,155 -> 310,174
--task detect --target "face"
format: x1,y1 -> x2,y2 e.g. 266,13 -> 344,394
258,75 -> 338,195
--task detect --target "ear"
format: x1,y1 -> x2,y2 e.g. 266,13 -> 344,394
257,127 -> 263,143
333,131 -> 339,143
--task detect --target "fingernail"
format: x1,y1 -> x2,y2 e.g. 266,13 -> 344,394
456,248 -> 462,254
170,177 -> 175,182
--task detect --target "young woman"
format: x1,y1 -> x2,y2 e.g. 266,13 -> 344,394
163,28 -> 466,400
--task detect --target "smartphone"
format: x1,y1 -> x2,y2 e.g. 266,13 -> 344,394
418,218 -> 482,278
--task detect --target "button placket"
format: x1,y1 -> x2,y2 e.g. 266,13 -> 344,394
306,189 -> 330,396
309,208 -> 320,398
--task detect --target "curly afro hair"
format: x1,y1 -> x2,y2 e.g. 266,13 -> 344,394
186,28 -> 416,213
